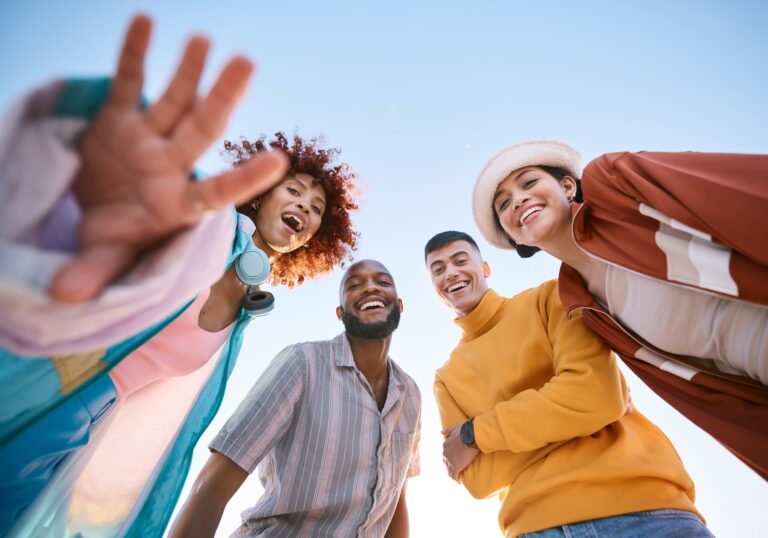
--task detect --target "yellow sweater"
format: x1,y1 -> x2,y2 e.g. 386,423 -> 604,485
433,283 -> 700,537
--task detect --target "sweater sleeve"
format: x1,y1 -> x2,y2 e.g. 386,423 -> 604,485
473,291 -> 628,453
433,373 -> 469,429
434,374 -> 567,499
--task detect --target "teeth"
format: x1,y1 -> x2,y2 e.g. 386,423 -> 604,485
447,282 -> 468,293
360,300 -> 385,311
283,214 -> 304,232
519,206 -> 543,225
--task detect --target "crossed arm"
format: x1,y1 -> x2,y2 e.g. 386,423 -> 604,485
435,298 -> 629,493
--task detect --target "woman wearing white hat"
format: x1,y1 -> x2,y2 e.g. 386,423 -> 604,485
472,141 -> 768,479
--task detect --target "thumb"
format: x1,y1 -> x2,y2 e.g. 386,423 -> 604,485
50,243 -> 137,303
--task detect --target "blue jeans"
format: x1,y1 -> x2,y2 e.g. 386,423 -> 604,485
520,509 -> 714,538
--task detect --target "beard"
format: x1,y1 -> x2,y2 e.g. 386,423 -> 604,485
341,306 -> 401,340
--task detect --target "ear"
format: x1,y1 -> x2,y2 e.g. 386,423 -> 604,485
482,261 -> 491,278
398,298 -> 404,313
336,306 -> 343,320
561,175 -> 577,199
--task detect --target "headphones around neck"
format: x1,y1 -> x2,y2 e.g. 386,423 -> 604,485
234,242 -> 275,317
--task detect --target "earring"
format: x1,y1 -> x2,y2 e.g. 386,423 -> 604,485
567,194 -> 575,203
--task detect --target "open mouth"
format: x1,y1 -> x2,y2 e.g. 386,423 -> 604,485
359,300 -> 386,311
282,213 -> 305,233
519,205 -> 544,226
446,281 -> 468,294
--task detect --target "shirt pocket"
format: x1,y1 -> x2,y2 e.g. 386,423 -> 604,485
387,431 -> 415,488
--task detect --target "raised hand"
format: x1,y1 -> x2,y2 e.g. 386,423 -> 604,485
50,14 -> 288,303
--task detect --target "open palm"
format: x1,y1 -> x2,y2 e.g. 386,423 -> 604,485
50,15 -> 287,303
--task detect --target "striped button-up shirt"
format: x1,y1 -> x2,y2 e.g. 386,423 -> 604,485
210,333 -> 421,537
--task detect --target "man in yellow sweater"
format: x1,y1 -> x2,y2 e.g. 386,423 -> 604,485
425,230 -> 713,537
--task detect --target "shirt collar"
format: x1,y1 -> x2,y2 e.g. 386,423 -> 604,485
332,332 -> 356,367
331,332 -> 405,389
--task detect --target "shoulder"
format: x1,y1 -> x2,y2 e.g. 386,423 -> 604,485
497,280 -> 559,316
280,336 -> 338,361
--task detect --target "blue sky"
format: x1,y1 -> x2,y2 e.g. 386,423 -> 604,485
2,1 -> 767,536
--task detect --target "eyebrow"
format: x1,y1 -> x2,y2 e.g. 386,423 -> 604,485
428,251 -> 469,270
344,271 -> 392,284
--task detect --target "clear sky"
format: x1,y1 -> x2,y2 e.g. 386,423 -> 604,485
2,1 -> 767,536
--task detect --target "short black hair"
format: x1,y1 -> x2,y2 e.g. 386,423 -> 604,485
424,231 -> 481,261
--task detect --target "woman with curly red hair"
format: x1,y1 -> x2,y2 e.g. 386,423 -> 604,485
199,132 -> 359,330
231,131 -> 358,287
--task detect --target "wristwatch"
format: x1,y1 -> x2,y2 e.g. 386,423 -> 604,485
459,418 -> 476,448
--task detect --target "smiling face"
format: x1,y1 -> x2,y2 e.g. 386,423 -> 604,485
426,240 -> 490,317
252,173 -> 327,256
493,166 -> 576,251
336,260 -> 403,340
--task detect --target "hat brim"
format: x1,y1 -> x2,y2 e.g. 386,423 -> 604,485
472,140 -> 581,249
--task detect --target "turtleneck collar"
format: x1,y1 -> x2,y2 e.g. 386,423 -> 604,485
453,289 -> 505,341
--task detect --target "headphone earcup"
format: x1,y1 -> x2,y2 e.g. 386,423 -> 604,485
242,289 -> 275,317
235,244 -> 271,286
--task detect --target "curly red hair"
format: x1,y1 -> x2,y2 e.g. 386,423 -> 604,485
224,132 -> 359,287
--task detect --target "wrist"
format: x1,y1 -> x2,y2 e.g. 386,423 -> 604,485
459,418 -> 477,449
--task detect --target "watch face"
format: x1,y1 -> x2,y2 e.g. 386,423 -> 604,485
460,421 -> 474,446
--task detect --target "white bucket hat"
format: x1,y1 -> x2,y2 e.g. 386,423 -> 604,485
472,140 -> 582,249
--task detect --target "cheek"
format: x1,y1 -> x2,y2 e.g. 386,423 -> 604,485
307,214 -> 324,237
497,211 -> 520,239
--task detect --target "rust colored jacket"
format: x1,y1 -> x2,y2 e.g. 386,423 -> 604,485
558,150 -> 768,478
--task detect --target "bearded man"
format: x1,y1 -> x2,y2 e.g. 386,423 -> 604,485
171,260 -> 421,538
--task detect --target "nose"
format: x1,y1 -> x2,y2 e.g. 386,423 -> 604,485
296,201 -> 310,214
513,194 -> 529,211
445,265 -> 459,280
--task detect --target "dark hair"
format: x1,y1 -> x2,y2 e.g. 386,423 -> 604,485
424,231 -> 481,261
224,132 -> 359,287
497,166 -> 583,258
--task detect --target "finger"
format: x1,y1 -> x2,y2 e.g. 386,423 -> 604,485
109,14 -> 152,109
49,244 -> 137,303
145,35 -> 210,135
183,150 -> 288,220
168,56 -> 254,167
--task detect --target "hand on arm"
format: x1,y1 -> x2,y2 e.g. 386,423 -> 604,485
441,424 -> 479,482
434,376 -> 523,498
169,451 -> 247,538
50,14 -> 288,303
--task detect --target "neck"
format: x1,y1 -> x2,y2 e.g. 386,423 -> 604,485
251,229 -> 280,263
538,220 -> 606,298
346,333 -> 391,384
